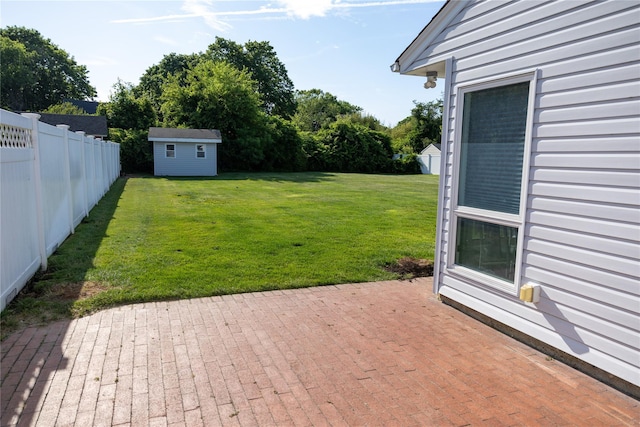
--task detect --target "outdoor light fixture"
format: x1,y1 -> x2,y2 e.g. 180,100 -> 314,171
424,71 -> 437,89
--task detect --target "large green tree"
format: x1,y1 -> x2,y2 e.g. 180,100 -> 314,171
0,36 -> 35,111
292,89 -> 362,132
135,52 -> 202,116
97,80 -> 156,130
97,81 -> 157,173
161,60 -> 268,170
0,26 -> 96,111
206,38 -> 296,118
406,99 -> 443,153
42,101 -> 90,115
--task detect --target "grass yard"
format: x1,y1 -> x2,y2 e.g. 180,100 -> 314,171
2,172 -> 438,334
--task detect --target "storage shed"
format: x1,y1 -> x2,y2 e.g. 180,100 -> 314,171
149,127 -> 222,177
417,143 -> 441,175
393,0 -> 639,392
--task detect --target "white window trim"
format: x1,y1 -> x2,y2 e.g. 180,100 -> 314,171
196,144 -> 206,159
165,143 -> 176,158
447,70 -> 538,294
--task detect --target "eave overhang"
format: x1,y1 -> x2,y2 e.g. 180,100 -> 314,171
390,0 -> 466,78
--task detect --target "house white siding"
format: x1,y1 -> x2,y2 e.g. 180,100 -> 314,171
153,142 -> 218,176
397,0 -> 640,386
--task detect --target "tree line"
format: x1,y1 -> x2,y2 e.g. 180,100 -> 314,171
1,27 -> 443,174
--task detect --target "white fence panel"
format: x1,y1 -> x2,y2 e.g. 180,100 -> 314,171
85,137 -> 97,211
0,109 -> 120,311
37,122 -> 71,256
68,131 -> 86,228
0,112 -> 41,307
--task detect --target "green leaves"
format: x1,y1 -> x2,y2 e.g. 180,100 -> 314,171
206,37 -> 296,118
292,89 -> 361,132
97,80 -> 157,130
108,128 -> 153,173
306,121 -> 395,173
160,60 -> 268,171
407,99 -> 443,153
0,26 -> 96,111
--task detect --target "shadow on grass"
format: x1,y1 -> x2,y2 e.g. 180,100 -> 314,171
1,177 -> 128,336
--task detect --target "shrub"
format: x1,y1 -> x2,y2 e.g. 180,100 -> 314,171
262,116 -> 307,171
390,153 -> 421,174
109,128 -> 153,174
309,121 -> 395,173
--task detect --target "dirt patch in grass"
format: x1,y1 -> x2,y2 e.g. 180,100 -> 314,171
48,281 -> 109,300
384,257 -> 433,278
0,281 -> 111,340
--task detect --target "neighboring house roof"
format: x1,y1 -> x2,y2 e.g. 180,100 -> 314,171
37,114 -> 108,138
148,127 -> 222,143
63,99 -> 100,114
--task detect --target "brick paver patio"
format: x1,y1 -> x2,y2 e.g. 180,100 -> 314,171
1,278 -> 638,426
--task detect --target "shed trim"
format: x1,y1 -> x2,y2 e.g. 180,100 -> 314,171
150,137 -> 222,144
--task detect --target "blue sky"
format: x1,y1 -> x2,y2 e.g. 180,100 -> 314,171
2,0 -> 445,126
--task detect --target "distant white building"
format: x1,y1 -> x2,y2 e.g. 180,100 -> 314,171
149,127 -> 222,177
393,0 -> 640,393
417,143 -> 440,175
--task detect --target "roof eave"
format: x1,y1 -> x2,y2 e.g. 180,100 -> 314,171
391,0 -> 466,77
149,137 -> 222,144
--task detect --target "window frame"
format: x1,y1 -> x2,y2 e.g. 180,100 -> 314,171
196,144 -> 206,159
165,143 -> 176,158
447,71 -> 538,293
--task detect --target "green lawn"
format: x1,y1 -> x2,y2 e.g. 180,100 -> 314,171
2,172 -> 438,330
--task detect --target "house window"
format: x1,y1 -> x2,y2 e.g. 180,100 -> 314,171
166,144 -> 175,158
451,74 -> 534,288
455,217 -> 518,282
196,144 -> 206,158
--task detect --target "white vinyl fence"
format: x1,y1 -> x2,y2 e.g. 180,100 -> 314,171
0,109 -> 120,311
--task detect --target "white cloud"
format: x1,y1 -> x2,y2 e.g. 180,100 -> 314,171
111,0 -> 440,28
276,0 -> 443,18
276,0 -> 336,19
181,0 -> 231,31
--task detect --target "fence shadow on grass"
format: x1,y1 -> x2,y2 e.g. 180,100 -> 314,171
36,176 -> 128,300
0,177 -> 127,427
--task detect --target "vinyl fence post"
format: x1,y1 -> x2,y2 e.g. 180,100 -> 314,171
90,137 -> 97,208
77,131 -> 89,217
22,113 -> 47,271
57,125 -> 74,234
101,141 -> 105,195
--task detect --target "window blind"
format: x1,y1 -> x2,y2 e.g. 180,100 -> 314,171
458,82 -> 529,215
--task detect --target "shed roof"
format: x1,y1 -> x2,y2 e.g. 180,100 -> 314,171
420,143 -> 441,155
37,114 -> 108,137
148,127 -> 222,143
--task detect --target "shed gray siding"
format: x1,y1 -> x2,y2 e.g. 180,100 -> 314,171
398,0 -> 639,385
153,142 -> 218,176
